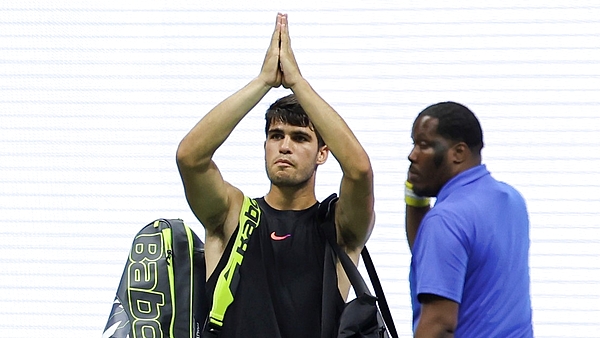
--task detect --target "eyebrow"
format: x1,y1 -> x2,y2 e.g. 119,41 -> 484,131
268,127 -> 313,139
411,131 -> 426,140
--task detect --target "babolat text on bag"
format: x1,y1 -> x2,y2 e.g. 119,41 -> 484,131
103,219 -> 206,338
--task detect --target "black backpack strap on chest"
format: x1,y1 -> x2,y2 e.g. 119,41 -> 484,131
204,196 -> 262,337
319,193 -> 399,338
319,193 -> 344,338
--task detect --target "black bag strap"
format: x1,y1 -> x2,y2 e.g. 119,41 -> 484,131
320,194 -> 399,338
323,219 -> 372,297
360,247 -> 399,338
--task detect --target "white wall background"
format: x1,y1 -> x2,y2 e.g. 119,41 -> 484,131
1,1 -> 599,337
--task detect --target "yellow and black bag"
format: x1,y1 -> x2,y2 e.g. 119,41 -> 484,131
103,197 -> 261,338
102,218 -> 206,338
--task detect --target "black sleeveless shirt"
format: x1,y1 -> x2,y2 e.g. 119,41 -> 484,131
204,197 -> 344,338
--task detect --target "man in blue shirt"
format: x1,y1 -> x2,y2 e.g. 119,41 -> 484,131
404,102 -> 533,337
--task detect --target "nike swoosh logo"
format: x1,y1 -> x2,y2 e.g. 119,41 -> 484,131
270,231 -> 291,241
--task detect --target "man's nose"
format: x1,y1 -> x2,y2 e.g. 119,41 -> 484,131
279,136 -> 292,153
408,146 -> 417,162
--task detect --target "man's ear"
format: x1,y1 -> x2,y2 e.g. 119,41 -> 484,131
316,145 -> 329,165
451,142 -> 470,164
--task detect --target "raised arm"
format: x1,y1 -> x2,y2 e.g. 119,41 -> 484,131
176,14 -> 283,240
278,14 -> 375,254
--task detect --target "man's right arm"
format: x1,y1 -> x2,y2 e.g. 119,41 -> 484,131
406,205 -> 430,251
176,78 -> 272,233
176,14 -> 283,237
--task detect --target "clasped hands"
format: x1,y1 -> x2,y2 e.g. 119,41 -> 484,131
260,13 -> 302,89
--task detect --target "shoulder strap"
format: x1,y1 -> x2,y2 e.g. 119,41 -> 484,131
322,219 -> 372,297
206,196 -> 262,334
320,194 -> 399,338
360,247 -> 399,338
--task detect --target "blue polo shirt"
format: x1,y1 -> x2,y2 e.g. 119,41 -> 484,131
410,165 -> 533,337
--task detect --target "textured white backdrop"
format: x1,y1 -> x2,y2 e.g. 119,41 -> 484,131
1,1 -> 599,337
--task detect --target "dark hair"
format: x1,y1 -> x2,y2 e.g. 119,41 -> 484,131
265,94 -> 325,147
418,101 -> 484,154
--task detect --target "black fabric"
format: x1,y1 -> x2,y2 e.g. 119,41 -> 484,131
337,293 -> 382,338
322,241 -> 340,338
319,193 -> 347,338
204,198 -> 344,338
319,194 -> 398,338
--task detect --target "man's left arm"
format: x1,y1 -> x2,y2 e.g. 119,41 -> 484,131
278,14 -> 375,255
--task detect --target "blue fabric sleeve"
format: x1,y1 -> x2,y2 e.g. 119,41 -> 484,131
412,212 -> 469,304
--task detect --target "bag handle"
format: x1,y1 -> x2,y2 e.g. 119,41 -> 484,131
320,195 -> 399,338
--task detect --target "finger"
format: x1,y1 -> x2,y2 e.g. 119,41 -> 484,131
280,14 -> 290,49
269,13 -> 282,49
276,12 -> 284,32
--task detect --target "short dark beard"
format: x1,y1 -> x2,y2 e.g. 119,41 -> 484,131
265,164 -> 314,189
269,175 -> 311,188
411,142 -> 447,197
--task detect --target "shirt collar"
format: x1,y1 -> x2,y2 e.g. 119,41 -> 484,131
436,164 -> 490,203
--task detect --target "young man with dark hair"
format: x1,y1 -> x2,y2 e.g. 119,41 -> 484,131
176,13 -> 374,338
266,94 -> 326,148
405,102 -> 533,337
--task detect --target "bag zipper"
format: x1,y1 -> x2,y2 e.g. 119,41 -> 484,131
162,221 -> 176,338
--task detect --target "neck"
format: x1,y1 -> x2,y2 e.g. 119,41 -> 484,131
452,160 -> 481,179
264,184 -> 317,210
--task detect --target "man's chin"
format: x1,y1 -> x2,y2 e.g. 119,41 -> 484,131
412,185 -> 432,198
271,179 -> 294,187
269,174 -> 297,187
270,175 -> 312,189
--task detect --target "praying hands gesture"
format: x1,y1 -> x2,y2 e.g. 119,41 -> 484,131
177,12 -> 374,296
258,13 -> 303,90
265,13 -> 375,260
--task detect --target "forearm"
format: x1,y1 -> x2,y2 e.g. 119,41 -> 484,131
406,205 -> 430,251
290,79 -> 371,176
177,78 -> 272,169
291,79 -> 374,247
405,180 -> 431,251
